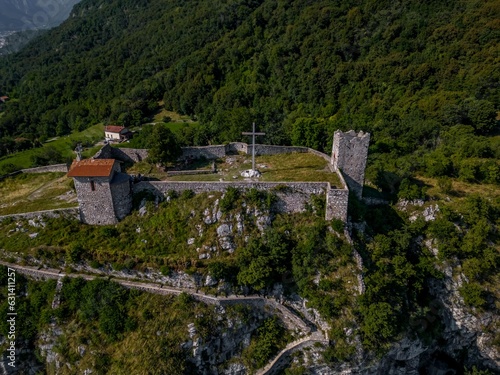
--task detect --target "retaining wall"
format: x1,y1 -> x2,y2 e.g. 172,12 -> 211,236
93,144 -> 149,163
182,145 -> 226,160
21,164 -> 69,174
134,181 -> 348,221
0,208 -> 79,223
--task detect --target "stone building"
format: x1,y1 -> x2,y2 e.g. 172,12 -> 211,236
331,130 -> 370,198
67,159 -> 132,225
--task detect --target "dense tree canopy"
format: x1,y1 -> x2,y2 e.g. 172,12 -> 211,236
0,0 -> 498,162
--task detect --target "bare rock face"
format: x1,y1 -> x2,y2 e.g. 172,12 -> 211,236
426,269 -> 500,370
184,305 -> 269,374
240,169 -> 261,178
223,363 -> 247,375
217,224 -> 232,237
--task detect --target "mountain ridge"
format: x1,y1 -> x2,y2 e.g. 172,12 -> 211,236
0,0 -> 81,32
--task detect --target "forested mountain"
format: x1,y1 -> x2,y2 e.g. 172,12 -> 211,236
0,0 -> 498,180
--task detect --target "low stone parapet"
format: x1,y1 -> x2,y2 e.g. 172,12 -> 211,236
0,207 -> 79,222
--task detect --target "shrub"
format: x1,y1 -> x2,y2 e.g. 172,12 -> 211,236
0,163 -> 20,174
398,178 -> 425,200
220,186 -> 239,212
437,176 -> 453,194
180,189 -> 195,200
66,243 -> 85,264
460,282 -> 486,308
330,218 -> 344,232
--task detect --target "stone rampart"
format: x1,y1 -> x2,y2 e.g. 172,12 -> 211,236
93,144 -> 148,163
182,145 -> 226,160
226,142 -> 247,154
114,147 -> 149,163
325,171 -> 349,221
0,208 -> 79,223
21,164 -> 69,174
253,144 -> 308,156
134,181 -> 348,220
181,143 -> 329,160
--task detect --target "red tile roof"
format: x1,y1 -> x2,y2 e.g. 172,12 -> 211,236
105,125 -> 125,134
67,159 -> 116,177
0,96 -> 9,102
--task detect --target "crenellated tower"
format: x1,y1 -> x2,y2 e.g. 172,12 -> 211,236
331,130 -> 370,199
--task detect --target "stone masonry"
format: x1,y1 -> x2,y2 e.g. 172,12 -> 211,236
331,130 -> 370,199
68,159 -> 132,225
70,130 -> 370,224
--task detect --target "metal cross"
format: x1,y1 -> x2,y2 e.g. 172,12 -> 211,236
242,122 -> 265,172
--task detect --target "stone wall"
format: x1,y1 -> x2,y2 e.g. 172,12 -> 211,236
115,147 -> 149,163
326,169 -> 349,221
133,181 -> 348,221
253,144 -> 308,156
93,144 -> 148,163
325,189 -> 349,222
21,164 -> 69,174
226,142 -> 247,154
74,176 -> 117,225
0,208 -> 79,222
110,173 -> 133,221
182,145 -> 226,160
181,143 -> 327,160
85,140 -> 355,223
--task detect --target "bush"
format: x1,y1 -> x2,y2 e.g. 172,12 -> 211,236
0,163 -> 20,174
360,302 -> 397,349
30,146 -> 64,167
180,189 -> 195,200
242,317 -> 287,370
220,186 -> 239,212
460,282 -> 486,308
330,218 -> 345,232
398,178 -> 425,200
66,243 -> 85,263
437,176 -> 453,194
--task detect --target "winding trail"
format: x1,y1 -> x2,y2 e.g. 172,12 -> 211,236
0,260 -> 328,374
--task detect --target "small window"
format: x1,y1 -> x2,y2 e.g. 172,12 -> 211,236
90,180 -> 95,191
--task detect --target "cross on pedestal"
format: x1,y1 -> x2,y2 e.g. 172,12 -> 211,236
242,122 -> 265,172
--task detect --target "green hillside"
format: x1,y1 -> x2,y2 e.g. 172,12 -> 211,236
0,1 -> 499,372
0,0 -> 498,151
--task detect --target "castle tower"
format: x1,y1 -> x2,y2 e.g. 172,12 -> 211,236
331,130 -> 370,199
67,159 -> 132,225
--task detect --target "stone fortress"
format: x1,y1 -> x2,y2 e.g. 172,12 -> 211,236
67,130 -> 370,225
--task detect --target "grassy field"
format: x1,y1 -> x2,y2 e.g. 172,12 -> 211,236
417,175 -> 500,201
165,153 -> 343,187
0,172 -> 76,215
0,124 -> 104,172
152,104 -> 196,123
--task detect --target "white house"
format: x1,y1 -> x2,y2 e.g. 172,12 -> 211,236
104,125 -> 130,142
